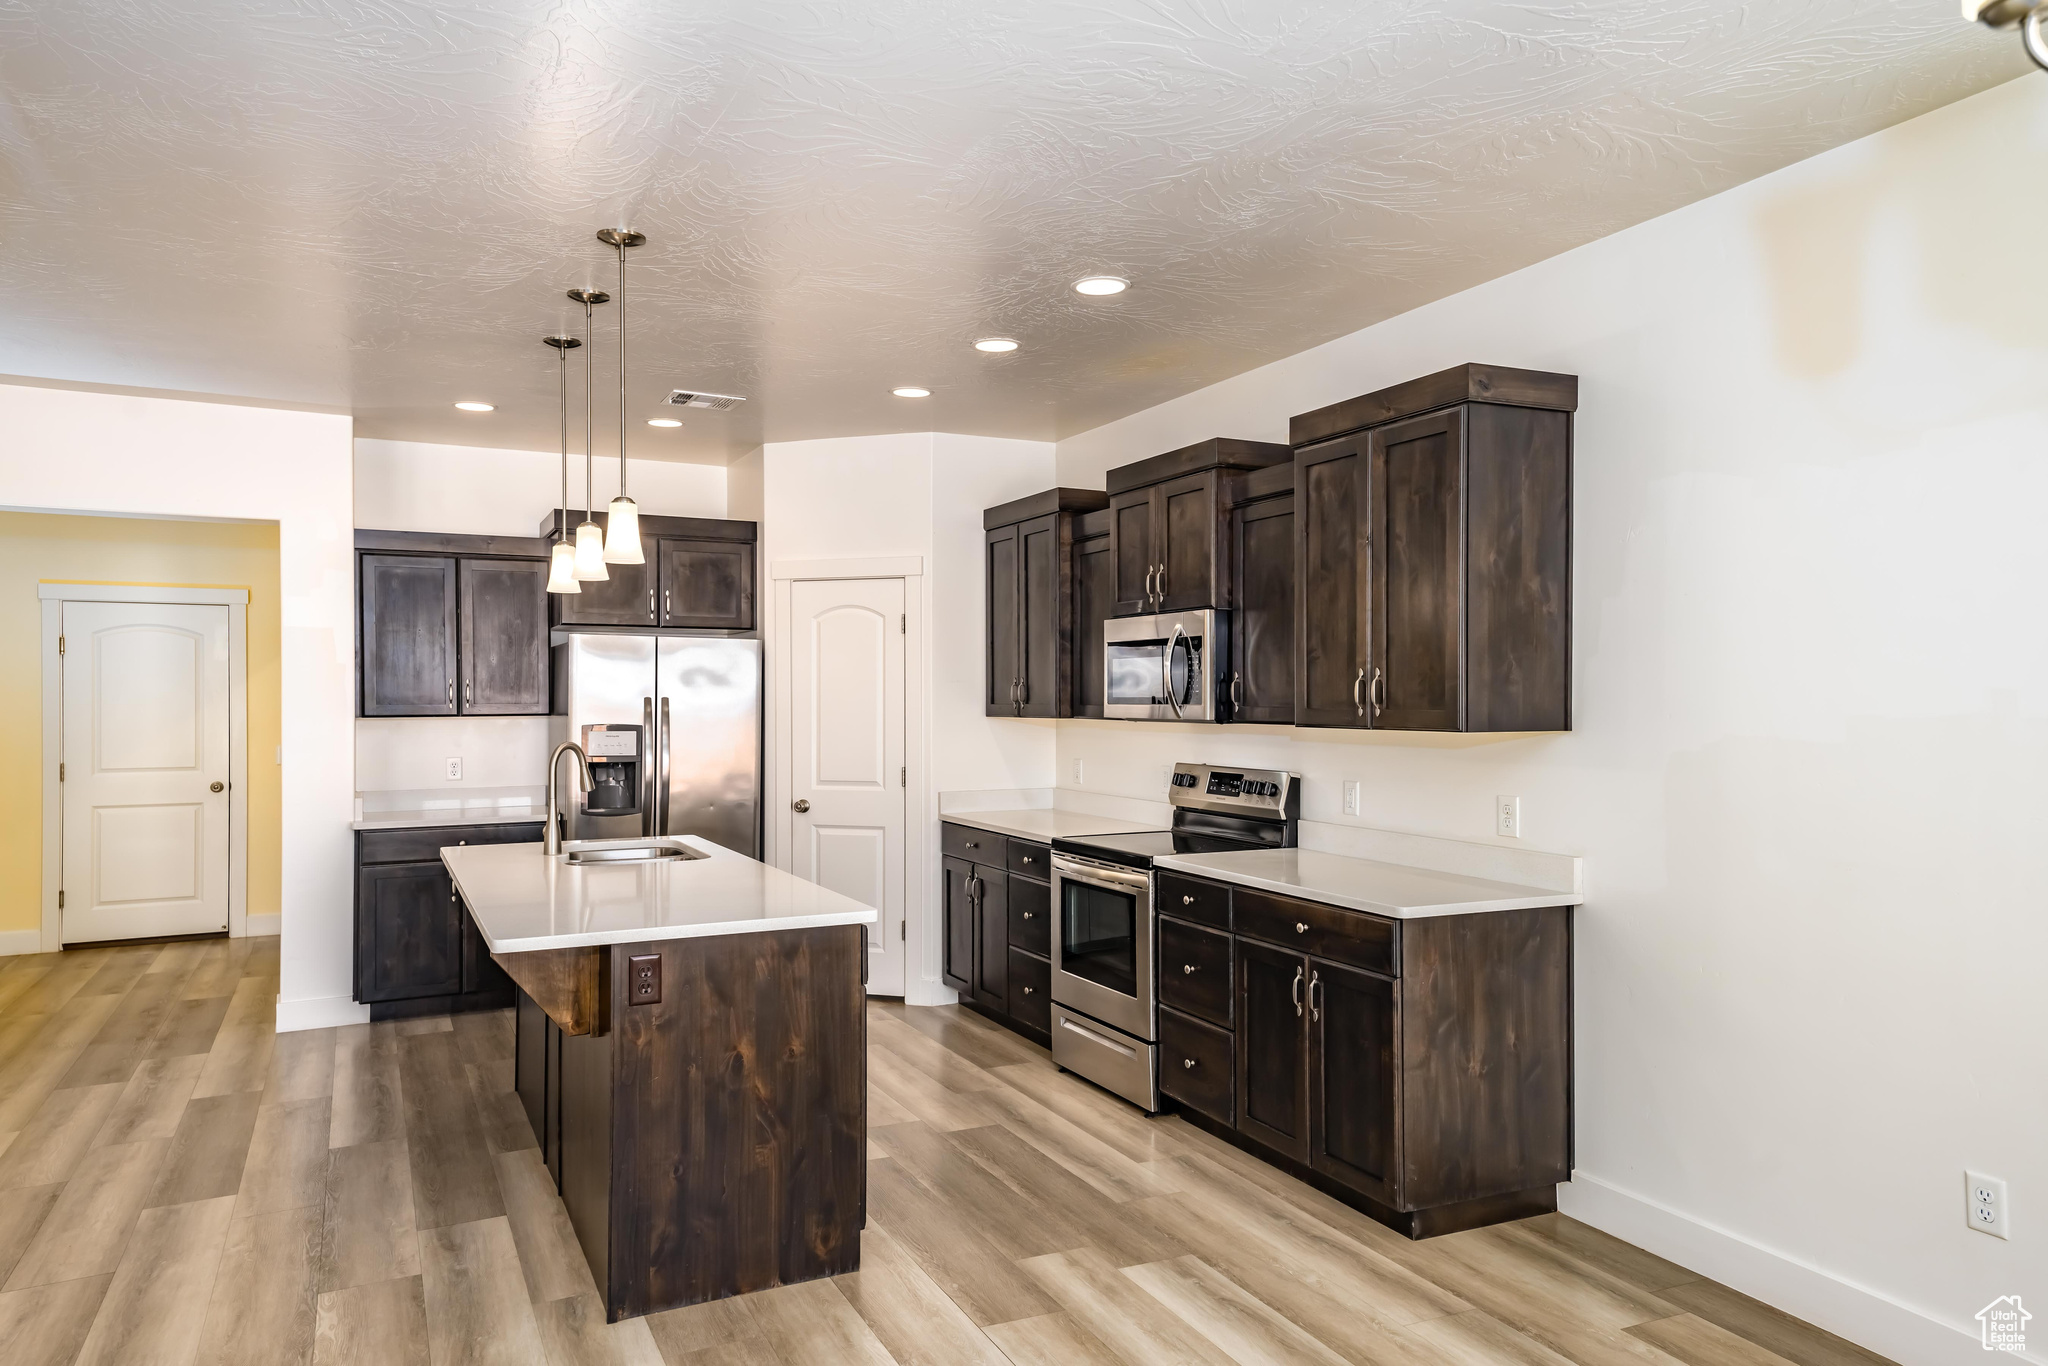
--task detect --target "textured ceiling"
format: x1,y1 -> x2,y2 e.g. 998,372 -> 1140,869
0,1 -> 2027,464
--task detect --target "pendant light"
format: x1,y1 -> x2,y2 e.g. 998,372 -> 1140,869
598,227 -> 647,564
542,334 -> 583,595
566,286 -> 611,580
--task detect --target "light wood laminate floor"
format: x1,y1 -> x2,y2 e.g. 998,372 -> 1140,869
0,940 -> 1894,1366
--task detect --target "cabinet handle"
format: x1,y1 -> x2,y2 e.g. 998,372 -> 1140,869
1291,966 -> 1304,1017
648,589 -> 655,618
1309,970 -> 1323,1023
1154,563 -> 1165,606
1230,671 -> 1243,710
1295,921 -> 1308,934
464,681 -> 472,705
1182,964 -> 1199,975
1370,667 -> 1386,717
1183,1057 -> 1197,1070
664,588 -> 671,618
1181,895 -> 1195,906
447,679 -> 455,705
1352,666 -> 1364,718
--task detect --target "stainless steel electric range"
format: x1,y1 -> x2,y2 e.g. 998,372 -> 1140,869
1048,762 -> 1299,1111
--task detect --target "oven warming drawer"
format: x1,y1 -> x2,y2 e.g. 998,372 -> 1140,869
1051,1004 -> 1158,1112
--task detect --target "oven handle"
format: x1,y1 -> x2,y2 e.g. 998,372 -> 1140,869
1059,1016 -> 1136,1057
1051,852 -> 1151,893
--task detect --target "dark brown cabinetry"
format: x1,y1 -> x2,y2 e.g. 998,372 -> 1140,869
941,822 -> 1053,1043
1153,871 -> 1572,1240
353,822 -> 535,1017
1071,508 -> 1114,717
1292,363 -> 1574,733
1104,439 -> 1291,617
1225,463 -> 1295,724
358,533 -> 554,718
983,490 -> 1108,718
539,511 -> 759,632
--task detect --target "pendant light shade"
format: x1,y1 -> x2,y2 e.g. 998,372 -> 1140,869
546,541 -> 581,594
542,333 -> 582,595
574,520 -> 609,579
600,227 -> 648,564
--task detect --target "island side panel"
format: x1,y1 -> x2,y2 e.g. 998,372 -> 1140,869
608,925 -> 866,1319
560,1019 -> 614,1298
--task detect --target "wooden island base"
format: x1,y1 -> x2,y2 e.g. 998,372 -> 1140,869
506,924 -> 867,1321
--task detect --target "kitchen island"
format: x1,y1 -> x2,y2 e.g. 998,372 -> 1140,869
442,835 -> 877,1322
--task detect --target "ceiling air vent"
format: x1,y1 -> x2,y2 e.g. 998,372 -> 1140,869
666,390 -> 746,411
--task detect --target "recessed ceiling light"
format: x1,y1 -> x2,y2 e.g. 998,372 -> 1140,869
1072,276 -> 1127,296
454,401 -> 494,412
892,387 -> 932,398
646,418 -> 682,428
974,337 -> 1019,353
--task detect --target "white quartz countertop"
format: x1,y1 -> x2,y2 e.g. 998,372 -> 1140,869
353,804 -> 551,832
442,837 -> 877,954
1153,847 -> 1583,920
941,809 -> 1165,843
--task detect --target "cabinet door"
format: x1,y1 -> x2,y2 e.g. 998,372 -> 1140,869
357,861 -> 464,1001
1229,493 -> 1294,724
1016,513 -> 1061,718
1072,524 -> 1114,717
1294,435 -> 1371,728
1156,471 -> 1219,612
554,538 -> 656,627
1369,408 -> 1465,731
458,558 -> 549,715
973,862 -> 1009,1014
941,857 -> 974,993
659,537 -> 755,630
1108,487 -> 1157,617
985,523 -> 1022,716
361,554 -> 458,717
1234,939 -> 1309,1161
1308,958 -> 1398,1206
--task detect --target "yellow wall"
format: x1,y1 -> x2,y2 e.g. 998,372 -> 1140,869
0,513 -> 282,935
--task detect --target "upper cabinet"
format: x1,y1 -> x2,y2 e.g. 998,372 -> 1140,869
1292,364 -> 1575,733
358,536 -> 552,718
1104,439 -> 1291,616
983,489 -> 1109,718
458,558 -> 550,715
1225,464 -> 1295,725
540,511 -> 758,632
361,553 -> 460,716
1071,508 -> 1114,718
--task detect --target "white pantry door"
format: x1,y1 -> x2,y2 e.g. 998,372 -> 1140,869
62,601 -> 232,943
787,577 -> 907,994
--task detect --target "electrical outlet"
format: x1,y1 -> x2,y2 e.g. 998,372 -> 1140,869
444,757 -> 463,781
1968,1170 -> 2009,1239
1342,780 -> 1361,817
1073,759 -> 1084,785
628,954 -> 662,1006
1496,795 -> 1522,838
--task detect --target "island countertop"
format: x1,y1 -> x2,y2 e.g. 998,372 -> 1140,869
442,836 -> 877,955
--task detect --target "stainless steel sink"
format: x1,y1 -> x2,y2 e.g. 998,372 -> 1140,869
562,839 -> 707,866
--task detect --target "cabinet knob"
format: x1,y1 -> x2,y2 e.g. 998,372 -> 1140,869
1183,1058 -> 1197,1069
459,840 -> 468,846
1295,922 -> 1308,934
965,839 -> 978,848
1022,854 -> 1034,864
1022,985 -> 1034,996
1182,964 -> 1199,974
1022,911 -> 1034,920
1182,895 -> 1194,905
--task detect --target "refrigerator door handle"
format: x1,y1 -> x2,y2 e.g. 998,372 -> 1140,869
659,695 -> 672,836
642,696 -> 655,837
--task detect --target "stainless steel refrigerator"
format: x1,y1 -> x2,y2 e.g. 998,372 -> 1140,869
549,631 -> 761,856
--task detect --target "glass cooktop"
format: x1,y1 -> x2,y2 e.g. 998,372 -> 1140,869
1051,829 -> 1271,868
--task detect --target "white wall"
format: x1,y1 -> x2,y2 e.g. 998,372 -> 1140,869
1049,77 -> 2048,1364
354,438 -> 725,534
0,384 -> 359,1028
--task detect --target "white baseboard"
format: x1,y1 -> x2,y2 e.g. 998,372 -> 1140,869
275,994 -> 371,1033
0,929 -> 46,957
1560,1172 -> 2011,1366
243,913 -> 281,938
905,974 -> 959,1008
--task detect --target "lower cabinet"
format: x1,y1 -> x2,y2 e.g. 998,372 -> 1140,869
941,823 -> 1053,1043
1234,939 -> 1311,1162
354,822 -> 536,1018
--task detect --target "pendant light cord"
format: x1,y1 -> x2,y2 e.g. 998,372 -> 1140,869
582,296 -> 595,523
558,343 -> 569,538
616,238 -> 628,499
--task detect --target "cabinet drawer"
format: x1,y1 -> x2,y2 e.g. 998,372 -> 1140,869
1007,838 -> 1051,879
1233,887 -> 1398,977
1008,948 -> 1051,1034
1158,918 -> 1232,1028
1159,1007 -> 1233,1126
359,822 -> 545,866
941,822 -> 1001,863
1155,872 -> 1229,929
1009,875 -> 1050,957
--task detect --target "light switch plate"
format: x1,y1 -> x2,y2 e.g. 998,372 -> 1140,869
1342,780 -> 1361,817
445,757 -> 463,781
1073,759 -> 1084,785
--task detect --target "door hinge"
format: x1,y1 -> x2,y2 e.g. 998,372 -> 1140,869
57,890 -> 64,910
58,762 -> 64,782
900,766 -> 906,788
900,919 -> 906,941
900,613 -> 906,635
57,635 -> 64,655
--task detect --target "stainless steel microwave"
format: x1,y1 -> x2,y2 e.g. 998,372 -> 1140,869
1103,609 -> 1228,721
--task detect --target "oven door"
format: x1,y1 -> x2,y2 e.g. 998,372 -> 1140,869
1103,610 -> 1225,721
1050,852 -> 1154,1038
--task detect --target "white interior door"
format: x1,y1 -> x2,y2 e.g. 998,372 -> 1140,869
787,578 -> 907,994
61,601 -> 232,943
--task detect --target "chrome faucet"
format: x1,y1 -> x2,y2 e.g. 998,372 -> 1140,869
545,742 -> 594,858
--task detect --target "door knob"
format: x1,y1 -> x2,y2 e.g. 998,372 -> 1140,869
792,799 -> 810,813
209,781 -> 224,793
